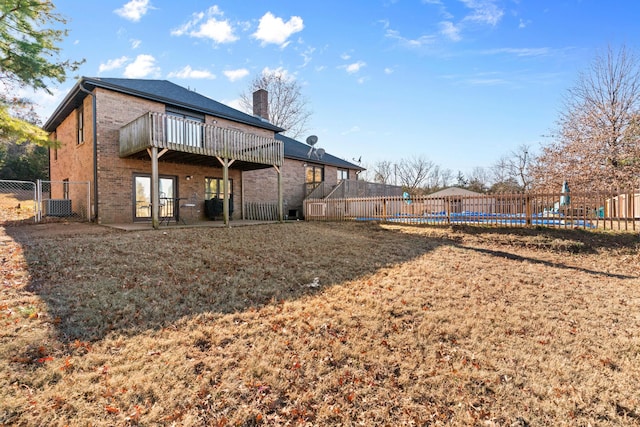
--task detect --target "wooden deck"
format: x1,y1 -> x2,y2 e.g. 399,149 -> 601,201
119,112 -> 283,167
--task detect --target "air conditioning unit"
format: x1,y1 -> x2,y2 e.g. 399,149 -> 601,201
43,199 -> 73,217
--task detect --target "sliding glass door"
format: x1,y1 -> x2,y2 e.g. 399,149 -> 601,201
133,174 -> 176,221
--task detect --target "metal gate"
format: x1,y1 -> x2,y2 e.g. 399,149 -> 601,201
0,179 -> 91,224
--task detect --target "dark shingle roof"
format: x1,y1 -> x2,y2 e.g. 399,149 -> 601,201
43,77 -> 363,171
43,77 -> 284,132
276,134 -> 364,170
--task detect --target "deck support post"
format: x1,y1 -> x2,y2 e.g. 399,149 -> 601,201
216,157 -> 235,227
147,147 -> 168,230
275,165 -> 283,222
150,146 -> 160,229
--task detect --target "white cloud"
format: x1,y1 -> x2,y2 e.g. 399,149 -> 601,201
344,61 -> 366,74
460,0 -> 504,26
261,66 -> 293,81
440,21 -> 462,41
518,19 -> 531,29
385,29 -> 436,48
192,18 -> 237,43
114,0 -> 151,22
479,47 -> 550,57
124,54 -> 160,78
252,12 -> 304,47
172,6 -> 238,44
340,52 -> 351,60
98,56 -> 129,73
384,67 -> 394,74
301,46 -> 315,67
167,65 -> 215,79
223,68 -> 249,82
130,39 -> 142,49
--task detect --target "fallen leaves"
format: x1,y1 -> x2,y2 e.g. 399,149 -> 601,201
1,222 -> 639,426
104,405 -> 119,414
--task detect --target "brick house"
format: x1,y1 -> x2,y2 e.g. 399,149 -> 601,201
43,77 -> 363,226
244,133 -> 366,220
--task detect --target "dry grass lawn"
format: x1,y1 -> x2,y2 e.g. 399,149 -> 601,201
1,221 -> 639,426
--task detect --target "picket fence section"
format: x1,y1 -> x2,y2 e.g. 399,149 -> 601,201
304,190 -> 640,231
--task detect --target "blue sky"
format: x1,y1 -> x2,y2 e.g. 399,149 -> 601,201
32,0 -> 639,176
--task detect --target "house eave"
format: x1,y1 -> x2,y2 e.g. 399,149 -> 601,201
43,80 -> 86,132
43,77 -> 286,134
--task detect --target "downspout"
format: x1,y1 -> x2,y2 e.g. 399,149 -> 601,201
79,82 -> 98,222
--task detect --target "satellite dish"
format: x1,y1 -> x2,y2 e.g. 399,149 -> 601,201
316,148 -> 325,159
306,135 -> 318,146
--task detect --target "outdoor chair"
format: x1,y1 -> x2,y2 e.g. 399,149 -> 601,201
159,192 -> 171,225
180,192 -> 199,224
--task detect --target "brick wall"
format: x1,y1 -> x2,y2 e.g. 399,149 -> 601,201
243,159 -> 360,218
50,87 -> 261,224
49,84 -> 358,223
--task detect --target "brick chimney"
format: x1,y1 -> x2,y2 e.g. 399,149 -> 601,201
253,89 -> 269,121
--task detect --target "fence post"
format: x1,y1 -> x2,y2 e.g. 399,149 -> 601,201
36,179 -> 42,222
383,198 -> 387,222
525,194 -> 531,226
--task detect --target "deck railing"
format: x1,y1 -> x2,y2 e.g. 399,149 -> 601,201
304,190 -> 640,230
119,112 -> 283,166
244,202 -> 279,221
326,180 -> 403,199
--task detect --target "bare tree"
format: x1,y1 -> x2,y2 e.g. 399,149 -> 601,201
396,156 -> 434,191
508,144 -> 534,191
424,165 -> 453,193
356,162 -> 373,182
372,160 -> 394,184
535,44 -> 640,191
491,144 -> 533,192
466,166 -> 491,193
490,161 -> 521,193
239,70 -> 312,139
491,155 -> 511,189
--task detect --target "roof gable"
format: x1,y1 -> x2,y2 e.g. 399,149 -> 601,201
428,187 -> 484,197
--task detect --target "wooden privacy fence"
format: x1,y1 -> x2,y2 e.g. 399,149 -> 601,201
303,190 -> 640,231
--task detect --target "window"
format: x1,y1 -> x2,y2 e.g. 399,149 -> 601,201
205,177 -> 232,200
77,107 -> 84,144
166,108 -> 205,147
337,169 -> 349,181
305,164 -> 324,194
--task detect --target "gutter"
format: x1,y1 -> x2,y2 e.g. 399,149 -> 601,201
78,82 -> 99,222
